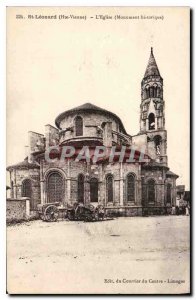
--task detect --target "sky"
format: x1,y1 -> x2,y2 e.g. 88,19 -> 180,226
6,6 -> 190,189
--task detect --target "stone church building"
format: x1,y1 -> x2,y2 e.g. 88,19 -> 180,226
7,48 -> 179,216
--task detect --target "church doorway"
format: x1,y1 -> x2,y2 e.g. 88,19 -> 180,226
47,171 -> 65,203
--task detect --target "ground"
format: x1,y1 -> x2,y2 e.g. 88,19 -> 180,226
7,216 -> 190,294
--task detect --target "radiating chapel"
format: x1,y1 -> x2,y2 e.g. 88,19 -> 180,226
7,48 -> 179,215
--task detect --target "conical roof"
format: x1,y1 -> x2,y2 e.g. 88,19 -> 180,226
144,48 -> 160,78
166,170 -> 179,178
7,157 -> 40,171
55,102 -> 127,134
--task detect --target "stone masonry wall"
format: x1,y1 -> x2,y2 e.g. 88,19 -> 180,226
10,168 -> 41,210
28,131 -> 45,156
41,158 -> 142,207
141,168 -> 166,206
7,199 -> 27,222
59,111 -> 120,144
45,124 -> 59,148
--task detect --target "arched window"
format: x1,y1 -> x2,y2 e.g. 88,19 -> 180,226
78,174 -> 84,203
106,174 -> 113,203
150,87 -> 154,98
147,179 -> 155,205
146,87 -> 150,99
127,173 -> 136,202
22,179 -> 32,198
101,122 -> 106,129
167,183 -> 172,204
148,113 -> 155,130
47,171 -> 64,203
154,135 -> 162,155
90,178 -> 98,202
75,116 -> 83,136
153,86 -> 157,97
157,87 -> 161,98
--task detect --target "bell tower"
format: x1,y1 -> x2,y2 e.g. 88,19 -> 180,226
140,48 -> 167,166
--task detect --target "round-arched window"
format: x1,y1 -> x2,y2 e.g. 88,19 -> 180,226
47,171 -> 65,203
75,116 -> 83,136
148,113 -> 155,130
106,174 -> 113,203
22,179 -> 32,198
78,174 -> 84,203
127,173 -> 136,202
90,178 -> 98,202
147,179 -> 156,205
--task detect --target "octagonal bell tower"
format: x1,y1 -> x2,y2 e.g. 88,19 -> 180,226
140,48 -> 167,166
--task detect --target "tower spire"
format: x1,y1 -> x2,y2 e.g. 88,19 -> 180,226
139,49 -> 167,166
144,48 -> 160,78
140,48 -> 164,130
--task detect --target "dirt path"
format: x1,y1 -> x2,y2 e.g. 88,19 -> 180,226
7,216 -> 190,294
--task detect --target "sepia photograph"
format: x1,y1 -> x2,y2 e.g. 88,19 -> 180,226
6,6 -> 190,294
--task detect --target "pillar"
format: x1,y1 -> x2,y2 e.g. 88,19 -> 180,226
66,160 -> 71,204
137,164 -> 142,206
40,181 -> 45,205
103,121 -> 112,147
26,199 -> 30,216
84,162 -> 91,204
98,164 -> 104,205
13,169 -> 17,198
120,163 -> 124,206
40,160 -> 45,205
146,118 -> 149,131
84,174 -> 90,205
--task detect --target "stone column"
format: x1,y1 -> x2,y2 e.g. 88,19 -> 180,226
25,198 -> 30,216
40,181 -> 44,205
84,162 -> 91,205
141,175 -> 145,207
162,182 -> 166,207
66,160 -> 71,204
103,122 -> 113,147
98,164 -> 104,205
137,164 -> 142,206
119,163 -> 124,206
146,118 -> 149,131
136,178 -> 142,206
84,174 -> 90,205
13,169 -> 17,198
40,160 -> 45,205
155,116 -> 158,130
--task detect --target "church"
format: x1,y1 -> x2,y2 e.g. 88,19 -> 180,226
7,48 -> 179,216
